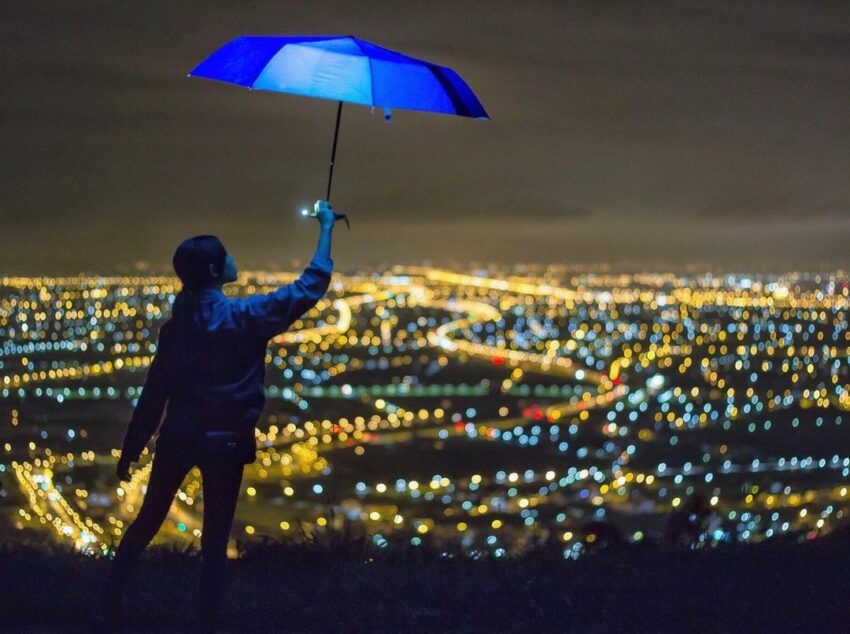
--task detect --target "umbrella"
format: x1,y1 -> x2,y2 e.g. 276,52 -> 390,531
188,35 -> 488,220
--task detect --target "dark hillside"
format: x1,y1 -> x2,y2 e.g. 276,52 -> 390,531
2,531 -> 850,632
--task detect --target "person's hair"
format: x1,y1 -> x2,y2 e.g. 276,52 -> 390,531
172,235 -> 228,291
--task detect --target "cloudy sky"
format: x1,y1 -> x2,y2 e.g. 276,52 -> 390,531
1,1 -> 848,273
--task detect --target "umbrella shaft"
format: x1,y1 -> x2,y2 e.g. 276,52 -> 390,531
326,101 -> 343,202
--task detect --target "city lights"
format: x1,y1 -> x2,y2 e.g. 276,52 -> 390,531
2,266 -> 850,557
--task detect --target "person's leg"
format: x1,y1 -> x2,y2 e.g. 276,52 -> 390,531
99,446 -> 193,620
198,455 -> 244,630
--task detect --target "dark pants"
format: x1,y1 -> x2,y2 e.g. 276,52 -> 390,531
100,442 -> 245,628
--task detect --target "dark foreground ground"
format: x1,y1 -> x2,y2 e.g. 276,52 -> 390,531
2,531 -> 850,633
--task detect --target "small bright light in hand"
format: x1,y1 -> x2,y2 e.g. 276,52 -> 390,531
301,208 -> 309,217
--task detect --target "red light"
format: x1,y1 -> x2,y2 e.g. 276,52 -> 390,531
491,357 -> 504,366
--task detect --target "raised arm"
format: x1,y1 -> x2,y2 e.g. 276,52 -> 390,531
244,201 -> 343,339
313,200 -> 337,265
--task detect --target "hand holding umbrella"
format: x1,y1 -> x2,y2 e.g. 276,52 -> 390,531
310,200 -> 348,228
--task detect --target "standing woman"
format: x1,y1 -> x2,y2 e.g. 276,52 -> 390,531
92,202 -> 344,631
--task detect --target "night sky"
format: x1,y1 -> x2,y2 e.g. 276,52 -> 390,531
2,1 -> 848,273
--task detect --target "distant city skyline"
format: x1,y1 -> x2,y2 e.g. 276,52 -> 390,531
1,1 -> 849,273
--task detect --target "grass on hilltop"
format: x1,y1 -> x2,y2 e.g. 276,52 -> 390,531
2,526 -> 850,632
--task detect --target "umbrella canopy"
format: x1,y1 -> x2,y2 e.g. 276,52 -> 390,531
189,35 -> 488,119
189,35 -> 488,221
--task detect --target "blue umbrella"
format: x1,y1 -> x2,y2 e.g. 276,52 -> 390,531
189,35 -> 488,218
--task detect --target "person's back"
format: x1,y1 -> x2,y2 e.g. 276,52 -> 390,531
120,250 -> 335,462
92,202 -> 344,632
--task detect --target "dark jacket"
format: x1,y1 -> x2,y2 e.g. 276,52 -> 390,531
119,255 -> 333,464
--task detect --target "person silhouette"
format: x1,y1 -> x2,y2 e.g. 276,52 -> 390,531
91,202 -> 344,631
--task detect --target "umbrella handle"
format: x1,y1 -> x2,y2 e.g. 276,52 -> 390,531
335,212 -> 350,230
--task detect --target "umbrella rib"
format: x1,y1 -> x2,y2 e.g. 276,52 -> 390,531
425,66 -> 470,117
367,56 -> 376,107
